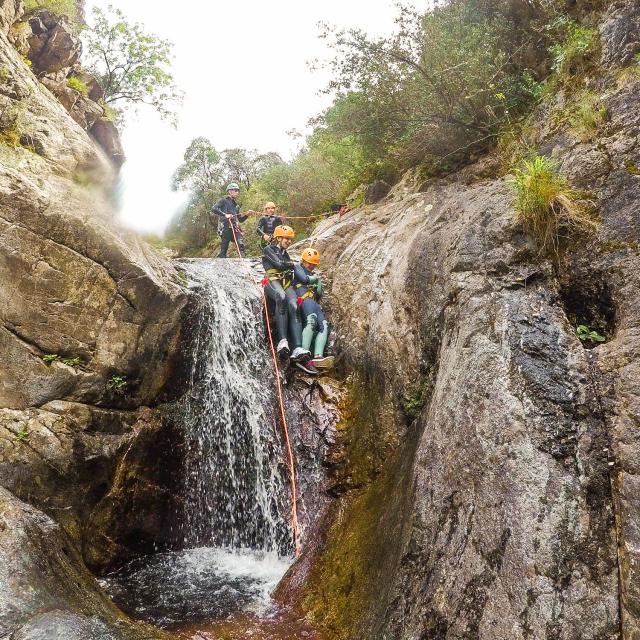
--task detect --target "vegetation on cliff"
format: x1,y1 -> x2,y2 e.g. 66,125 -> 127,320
165,0 -> 611,257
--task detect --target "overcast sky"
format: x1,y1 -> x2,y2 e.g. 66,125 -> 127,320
85,0 -> 425,234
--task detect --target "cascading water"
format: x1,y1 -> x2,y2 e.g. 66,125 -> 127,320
180,259 -> 290,553
103,259 -> 295,630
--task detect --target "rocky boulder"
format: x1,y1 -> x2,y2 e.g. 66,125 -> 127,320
90,118 -> 126,167
26,9 -> 81,74
0,25 -> 185,410
0,404 -> 184,573
0,487 -> 167,639
0,0 -> 22,35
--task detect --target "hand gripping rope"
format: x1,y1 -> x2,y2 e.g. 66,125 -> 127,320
227,223 -> 302,557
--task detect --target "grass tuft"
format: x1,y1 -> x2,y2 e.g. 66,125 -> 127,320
510,154 -> 597,255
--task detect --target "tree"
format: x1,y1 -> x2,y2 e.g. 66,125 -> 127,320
314,1 -> 542,171
83,5 -> 182,124
172,137 -> 223,205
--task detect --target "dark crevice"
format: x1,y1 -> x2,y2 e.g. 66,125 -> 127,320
557,267 -> 616,346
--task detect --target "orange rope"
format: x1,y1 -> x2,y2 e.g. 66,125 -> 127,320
227,222 -> 302,557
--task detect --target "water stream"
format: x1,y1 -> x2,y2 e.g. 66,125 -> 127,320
103,259 -> 297,633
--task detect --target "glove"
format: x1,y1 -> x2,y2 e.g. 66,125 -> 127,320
315,280 -> 323,296
307,274 -> 319,283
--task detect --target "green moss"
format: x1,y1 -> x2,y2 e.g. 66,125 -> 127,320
625,161 -> 640,176
67,76 -> 89,96
298,375 -> 417,639
0,67 -> 9,83
73,170 -> 93,187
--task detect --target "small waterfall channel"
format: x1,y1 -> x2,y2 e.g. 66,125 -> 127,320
103,259 -> 299,633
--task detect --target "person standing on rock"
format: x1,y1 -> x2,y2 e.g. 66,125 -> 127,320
210,183 -> 255,258
256,201 -> 284,248
262,225 -> 312,368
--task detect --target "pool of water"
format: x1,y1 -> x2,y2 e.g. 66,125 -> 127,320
101,547 -> 292,630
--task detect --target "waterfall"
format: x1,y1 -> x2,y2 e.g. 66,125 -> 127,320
103,259 -> 295,629
180,259 -> 291,554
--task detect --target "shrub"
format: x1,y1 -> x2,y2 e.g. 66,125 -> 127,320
564,91 -> 607,140
549,18 -> 599,80
67,76 -> 89,96
510,154 -> 596,254
23,0 -> 77,22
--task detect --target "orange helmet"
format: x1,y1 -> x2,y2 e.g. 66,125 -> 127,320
301,247 -> 320,265
274,225 -> 295,239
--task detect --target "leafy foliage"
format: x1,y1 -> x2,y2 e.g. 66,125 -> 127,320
510,154 -> 596,254
24,0 -> 77,22
83,5 -> 182,124
548,18 -> 599,80
67,76 -> 89,96
107,374 -> 128,393
314,1 -> 543,176
576,324 -> 606,343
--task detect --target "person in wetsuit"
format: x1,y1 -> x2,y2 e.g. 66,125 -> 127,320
294,247 -> 333,375
256,202 -> 284,248
210,183 -> 255,258
262,225 -> 312,369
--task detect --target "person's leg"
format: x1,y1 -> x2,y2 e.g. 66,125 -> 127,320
234,230 -> 246,257
218,228 -> 231,258
264,281 -> 288,347
284,286 -> 303,349
311,306 -> 333,369
300,298 -> 319,352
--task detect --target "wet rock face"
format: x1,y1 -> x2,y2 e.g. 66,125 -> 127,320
291,58 -> 640,640
0,487 -> 167,639
0,22 -> 186,410
0,404 -> 185,574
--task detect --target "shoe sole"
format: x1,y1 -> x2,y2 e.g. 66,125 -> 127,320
290,351 -> 311,363
277,347 -> 290,359
312,356 -> 334,369
295,362 -> 319,375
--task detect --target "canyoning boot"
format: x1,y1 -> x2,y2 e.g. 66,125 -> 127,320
290,347 -> 311,363
276,338 -> 290,359
296,360 -> 319,375
312,355 -> 334,370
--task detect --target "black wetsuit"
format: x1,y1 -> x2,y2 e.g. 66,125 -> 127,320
256,215 -> 284,247
294,264 -> 326,325
211,196 -> 248,258
262,244 -> 302,347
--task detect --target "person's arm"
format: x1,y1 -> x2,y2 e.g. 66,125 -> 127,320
256,216 -> 266,236
293,264 -> 318,285
263,245 -> 293,271
210,198 -> 227,218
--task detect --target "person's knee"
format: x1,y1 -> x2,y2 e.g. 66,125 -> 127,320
305,313 -> 318,330
286,298 -> 298,315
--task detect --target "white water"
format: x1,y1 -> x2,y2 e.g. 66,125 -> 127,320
180,259 -> 290,553
104,259 -> 296,628
103,547 -> 290,628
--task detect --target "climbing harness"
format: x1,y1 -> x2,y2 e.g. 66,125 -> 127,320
265,267 -> 293,290
227,224 -> 302,557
